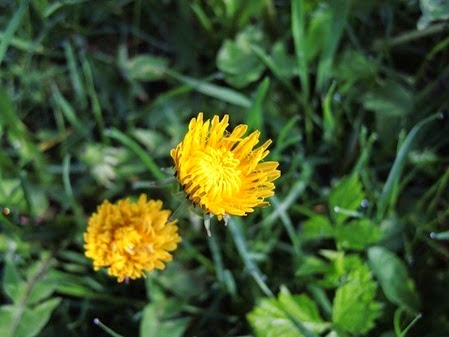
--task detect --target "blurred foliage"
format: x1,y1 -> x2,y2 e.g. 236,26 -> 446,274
1,0 -> 449,336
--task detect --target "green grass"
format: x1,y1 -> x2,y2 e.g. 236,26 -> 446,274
1,1 -> 449,336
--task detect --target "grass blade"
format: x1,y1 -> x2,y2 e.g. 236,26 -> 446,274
0,32 -> 44,54
165,69 -> 251,108
51,84 -> 89,137
105,128 -> 165,180
291,0 -> 309,100
260,164 -> 312,229
64,42 -> 87,109
81,52 -> 105,141
291,0 -> 314,145
228,218 -> 274,297
376,113 -> 442,220
246,77 -> 269,130
316,0 -> 350,91
0,1 -> 29,65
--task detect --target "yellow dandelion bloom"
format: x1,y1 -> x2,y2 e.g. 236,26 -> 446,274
84,194 -> 181,282
170,113 -> 281,220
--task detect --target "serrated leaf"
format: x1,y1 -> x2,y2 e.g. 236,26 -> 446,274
368,246 -> 420,314
302,215 -> 334,241
335,219 -> 381,251
332,264 -> 381,334
278,286 -> 329,333
126,55 -> 168,81
247,286 -> 329,337
296,256 -> 331,277
329,174 -> 364,225
318,252 -> 364,289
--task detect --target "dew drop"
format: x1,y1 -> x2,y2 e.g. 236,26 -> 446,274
360,199 -> 369,208
430,232 -> 436,239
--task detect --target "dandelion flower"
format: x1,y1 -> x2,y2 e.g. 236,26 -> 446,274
84,194 -> 181,282
170,113 -> 280,221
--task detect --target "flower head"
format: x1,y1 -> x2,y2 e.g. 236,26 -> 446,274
170,113 -> 280,220
84,194 -> 181,282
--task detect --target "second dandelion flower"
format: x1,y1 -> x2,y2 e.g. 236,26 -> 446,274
171,113 -> 281,227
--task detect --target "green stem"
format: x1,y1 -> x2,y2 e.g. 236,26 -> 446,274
93,318 -> 125,337
373,22 -> 449,50
228,218 -> 274,297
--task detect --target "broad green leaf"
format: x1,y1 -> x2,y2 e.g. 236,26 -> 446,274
3,256 -> 26,304
140,301 -> 189,337
126,55 -> 168,81
278,286 -> 329,334
0,306 -> 15,337
26,274 -> 58,306
368,246 -> 420,314
332,264 -> 381,334
216,25 -> 265,88
329,174 -> 364,225
296,256 -> 331,277
0,298 -> 61,337
247,286 -> 329,337
302,215 -> 334,241
324,331 -> 349,337
335,219 -> 381,251
270,42 -> 298,79
222,0 -> 265,29
418,0 -> 449,29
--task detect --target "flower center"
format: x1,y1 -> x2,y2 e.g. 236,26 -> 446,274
191,147 -> 241,201
113,226 -> 142,255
